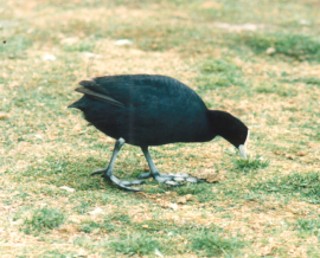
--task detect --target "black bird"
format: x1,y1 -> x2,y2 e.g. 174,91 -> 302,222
69,74 -> 249,191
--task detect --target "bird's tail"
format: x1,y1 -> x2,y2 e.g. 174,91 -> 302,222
68,102 -> 78,109
68,98 -> 85,110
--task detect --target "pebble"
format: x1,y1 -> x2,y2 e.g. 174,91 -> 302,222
42,53 -> 56,61
59,186 -> 75,193
114,39 -> 133,46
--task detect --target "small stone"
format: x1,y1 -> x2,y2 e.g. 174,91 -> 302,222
168,203 -> 178,211
114,39 -> 133,46
59,186 -> 75,193
177,196 -> 187,204
42,53 -> 56,61
185,194 -> 193,200
81,52 -> 101,59
88,207 -> 104,216
155,248 -> 164,257
177,194 -> 193,204
266,47 -> 276,55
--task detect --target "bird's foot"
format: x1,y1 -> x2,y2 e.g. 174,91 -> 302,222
91,169 -> 106,176
92,169 -> 144,192
138,172 -> 204,186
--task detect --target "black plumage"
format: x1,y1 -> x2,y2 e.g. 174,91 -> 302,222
69,74 -> 249,191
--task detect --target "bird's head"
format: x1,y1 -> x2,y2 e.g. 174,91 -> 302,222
227,124 -> 249,159
208,110 -> 249,159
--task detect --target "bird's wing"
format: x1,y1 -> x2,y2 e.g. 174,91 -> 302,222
75,80 -> 124,107
78,76 -> 154,107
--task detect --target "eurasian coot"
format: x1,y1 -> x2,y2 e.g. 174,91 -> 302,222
69,74 -> 249,191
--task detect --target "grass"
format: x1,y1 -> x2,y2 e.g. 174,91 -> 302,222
196,58 -> 247,92
1,0 -> 320,257
21,208 -> 65,235
0,35 -> 32,59
40,250 -> 77,258
191,228 -> 244,257
234,33 -> 320,62
252,172 -> 320,204
233,156 -> 269,173
295,218 -> 320,238
282,76 -> 320,87
109,233 -> 161,256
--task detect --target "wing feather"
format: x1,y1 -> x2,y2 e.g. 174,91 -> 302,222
75,80 -> 124,107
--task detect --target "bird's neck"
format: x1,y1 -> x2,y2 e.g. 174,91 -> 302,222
207,110 -> 246,147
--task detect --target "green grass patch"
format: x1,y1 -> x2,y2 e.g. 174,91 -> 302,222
236,33 -> 320,62
282,77 -> 320,87
22,208 -> 65,235
63,40 -> 96,52
252,172 -> 320,204
105,220 -> 240,256
40,250 -> 77,258
109,23 -> 212,53
196,58 -> 246,92
0,35 -> 32,59
255,83 -> 298,97
175,183 -> 215,203
80,213 -> 132,234
295,218 -> 320,238
190,228 -> 244,257
79,221 -> 101,233
109,233 -> 161,256
103,213 -> 132,232
18,156 -> 106,191
233,156 -> 269,173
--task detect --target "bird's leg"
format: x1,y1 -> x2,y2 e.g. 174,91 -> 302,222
91,138 -> 144,191
139,147 -> 203,186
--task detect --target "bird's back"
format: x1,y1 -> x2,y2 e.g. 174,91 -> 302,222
70,74 -> 212,146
